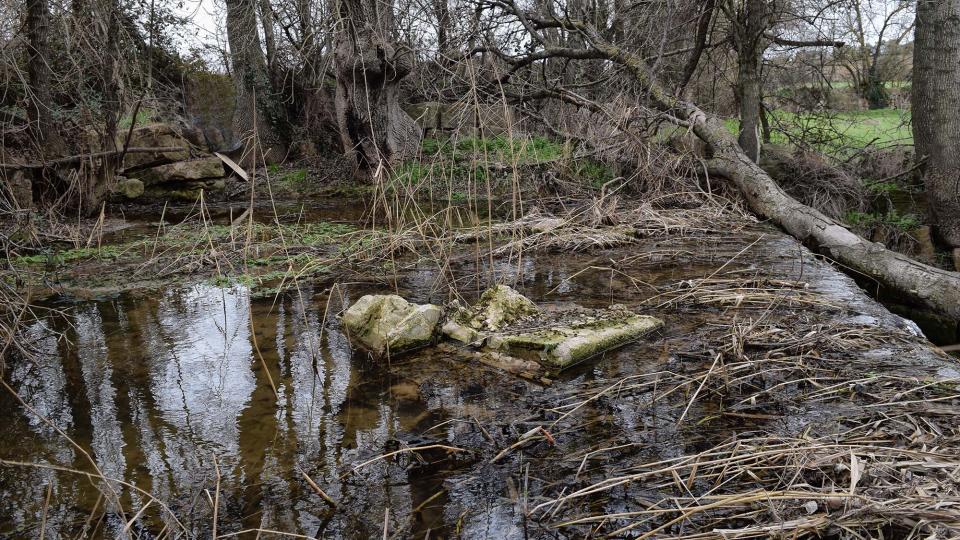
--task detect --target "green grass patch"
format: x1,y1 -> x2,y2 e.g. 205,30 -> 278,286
118,107 -> 157,129
571,160 -> 616,189
726,108 -> 912,154
267,165 -> 310,189
392,135 -> 618,194
389,161 -> 495,192
845,209 -> 920,231
822,80 -> 910,90
9,221 -> 355,271
421,135 -> 564,163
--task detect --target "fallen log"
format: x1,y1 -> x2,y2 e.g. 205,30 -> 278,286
0,147 -> 189,170
503,12 -> 960,322
699,118 -> 960,321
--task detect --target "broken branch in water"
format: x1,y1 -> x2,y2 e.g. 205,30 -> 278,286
298,468 -> 338,508
341,444 -> 468,479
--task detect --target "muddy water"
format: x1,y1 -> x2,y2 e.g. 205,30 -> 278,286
1,206 -> 954,538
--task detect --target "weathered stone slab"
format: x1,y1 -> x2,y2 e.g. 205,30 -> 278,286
119,123 -> 191,170
131,157 -> 224,185
441,316 -> 481,344
342,294 -> 443,357
143,178 -> 225,201
485,314 -> 663,370
442,285 -> 539,343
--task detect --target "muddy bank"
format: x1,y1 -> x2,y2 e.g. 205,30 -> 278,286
1,198 -> 958,538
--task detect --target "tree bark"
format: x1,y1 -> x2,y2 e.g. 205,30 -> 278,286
24,0 -> 64,157
95,0 -> 121,212
258,0 -> 277,71
225,0 -> 286,163
732,0 -> 768,163
331,0 -> 421,170
912,0 -> 960,248
433,0 -> 451,58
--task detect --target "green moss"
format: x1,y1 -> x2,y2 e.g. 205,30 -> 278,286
13,245 -> 126,267
485,315 -> 663,370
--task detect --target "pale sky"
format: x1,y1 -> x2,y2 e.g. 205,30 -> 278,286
173,0 -> 222,59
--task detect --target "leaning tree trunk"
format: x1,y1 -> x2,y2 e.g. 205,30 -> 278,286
332,0 -> 421,170
912,0 -> 960,249
569,20 -> 960,321
225,0 -> 286,163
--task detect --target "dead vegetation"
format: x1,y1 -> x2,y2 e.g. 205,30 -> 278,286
511,313 -> 960,539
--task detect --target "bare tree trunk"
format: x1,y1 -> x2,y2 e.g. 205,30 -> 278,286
912,0 -> 960,248
736,55 -> 762,161
225,0 -> 286,163
332,0 -> 420,169
94,0 -> 121,213
433,0 -> 451,58
258,0 -> 277,71
25,0 -> 64,157
732,0 -> 768,163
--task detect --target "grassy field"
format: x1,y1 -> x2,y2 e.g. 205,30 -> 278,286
725,108 -> 912,153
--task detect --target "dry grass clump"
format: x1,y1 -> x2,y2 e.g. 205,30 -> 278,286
764,149 -> 867,221
647,277 -> 839,310
522,317 -> 960,539
449,197 -> 754,256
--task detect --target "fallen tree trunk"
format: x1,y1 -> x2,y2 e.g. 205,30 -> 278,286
496,9 -> 960,321
0,147 -> 189,170
699,117 -> 960,320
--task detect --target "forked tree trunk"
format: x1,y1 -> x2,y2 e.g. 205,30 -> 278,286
912,0 -> 960,248
225,0 -> 286,163
332,0 -> 420,170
